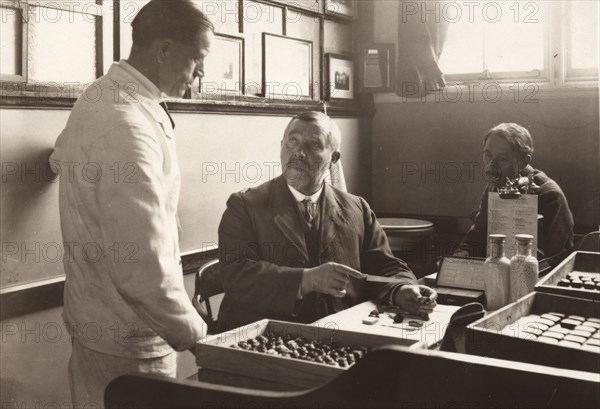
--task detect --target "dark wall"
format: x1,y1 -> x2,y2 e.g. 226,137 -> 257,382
363,0 -> 600,230
371,94 -> 600,230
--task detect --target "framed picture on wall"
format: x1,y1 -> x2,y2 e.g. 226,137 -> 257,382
359,43 -> 395,92
200,34 -> 244,95
325,0 -> 357,18
262,33 -> 313,99
325,53 -> 354,100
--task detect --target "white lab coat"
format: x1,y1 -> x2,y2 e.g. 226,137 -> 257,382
50,61 -> 204,358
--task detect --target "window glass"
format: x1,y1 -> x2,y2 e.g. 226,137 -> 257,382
438,1 -> 545,77
28,6 -> 97,83
568,1 -> 599,71
485,3 -> 545,73
438,21 -> 484,75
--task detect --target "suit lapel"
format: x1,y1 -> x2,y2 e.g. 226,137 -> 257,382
319,183 -> 346,260
271,177 -> 309,262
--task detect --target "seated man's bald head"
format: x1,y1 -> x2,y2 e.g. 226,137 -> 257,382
284,111 -> 341,152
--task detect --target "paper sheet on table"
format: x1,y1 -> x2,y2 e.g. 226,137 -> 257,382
313,301 -> 461,349
487,192 -> 538,258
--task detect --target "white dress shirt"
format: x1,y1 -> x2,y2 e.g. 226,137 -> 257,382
287,184 -> 324,204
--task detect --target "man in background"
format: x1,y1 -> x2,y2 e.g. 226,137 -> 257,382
218,111 -> 437,331
454,123 -> 574,259
50,1 -> 213,405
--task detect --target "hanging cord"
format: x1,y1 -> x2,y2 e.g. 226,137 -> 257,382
574,231 -> 600,252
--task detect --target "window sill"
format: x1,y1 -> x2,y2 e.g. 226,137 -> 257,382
166,94 -> 363,117
374,82 -> 599,104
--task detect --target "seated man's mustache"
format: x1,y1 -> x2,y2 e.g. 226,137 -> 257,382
485,165 -> 502,182
288,159 -> 308,167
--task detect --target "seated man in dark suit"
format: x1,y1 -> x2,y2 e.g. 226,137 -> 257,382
217,111 -> 437,331
454,123 -> 574,259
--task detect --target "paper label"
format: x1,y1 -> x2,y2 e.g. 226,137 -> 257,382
487,192 -> 538,258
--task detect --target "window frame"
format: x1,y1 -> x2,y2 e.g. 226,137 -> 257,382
0,0 -> 361,114
0,0 -> 105,83
439,1 -> 597,88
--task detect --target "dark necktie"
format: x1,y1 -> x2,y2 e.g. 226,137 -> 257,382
302,198 -> 316,226
159,101 -> 175,129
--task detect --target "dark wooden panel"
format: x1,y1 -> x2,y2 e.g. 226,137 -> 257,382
0,279 -> 64,321
106,346 -> 600,409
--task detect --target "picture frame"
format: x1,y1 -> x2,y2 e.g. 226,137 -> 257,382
324,0 -> 357,18
262,33 -> 313,100
325,53 -> 355,100
359,43 -> 395,93
200,33 -> 244,95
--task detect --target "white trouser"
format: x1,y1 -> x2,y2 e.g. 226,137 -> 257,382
68,338 -> 176,408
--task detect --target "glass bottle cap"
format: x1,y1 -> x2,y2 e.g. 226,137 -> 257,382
515,234 -> 534,241
488,234 -> 506,241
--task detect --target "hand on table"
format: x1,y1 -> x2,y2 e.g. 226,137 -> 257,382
394,285 -> 438,319
301,262 -> 364,297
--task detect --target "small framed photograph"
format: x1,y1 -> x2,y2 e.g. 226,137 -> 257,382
263,33 -> 313,100
325,53 -> 354,100
359,43 -> 395,92
325,0 -> 356,18
200,34 -> 244,95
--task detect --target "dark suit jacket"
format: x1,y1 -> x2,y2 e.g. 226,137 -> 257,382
455,168 -> 574,259
218,176 -> 417,331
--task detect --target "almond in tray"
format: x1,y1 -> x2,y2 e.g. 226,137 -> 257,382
231,332 -> 370,367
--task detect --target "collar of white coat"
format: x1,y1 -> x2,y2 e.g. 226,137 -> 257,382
287,183 -> 324,204
109,60 -> 174,137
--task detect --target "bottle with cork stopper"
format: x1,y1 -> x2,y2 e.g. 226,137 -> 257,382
509,234 -> 539,302
484,234 -> 511,311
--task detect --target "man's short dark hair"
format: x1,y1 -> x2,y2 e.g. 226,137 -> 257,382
132,0 -> 214,48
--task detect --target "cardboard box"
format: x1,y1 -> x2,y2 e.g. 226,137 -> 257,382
196,319 -> 424,388
536,251 -> 600,301
466,292 -> 600,373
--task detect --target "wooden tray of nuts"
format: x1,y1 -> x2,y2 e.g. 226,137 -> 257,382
535,251 -> 600,301
195,319 -> 424,389
466,291 -> 600,373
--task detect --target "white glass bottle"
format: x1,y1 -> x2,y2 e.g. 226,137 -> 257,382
509,234 -> 539,302
484,234 -> 511,311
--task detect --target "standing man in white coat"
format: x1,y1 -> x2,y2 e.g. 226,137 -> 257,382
49,1 -> 214,406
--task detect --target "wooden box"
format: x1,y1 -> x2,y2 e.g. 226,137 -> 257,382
195,319 -> 424,389
466,292 -> 600,373
536,251 -> 600,301
466,292 -> 600,372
